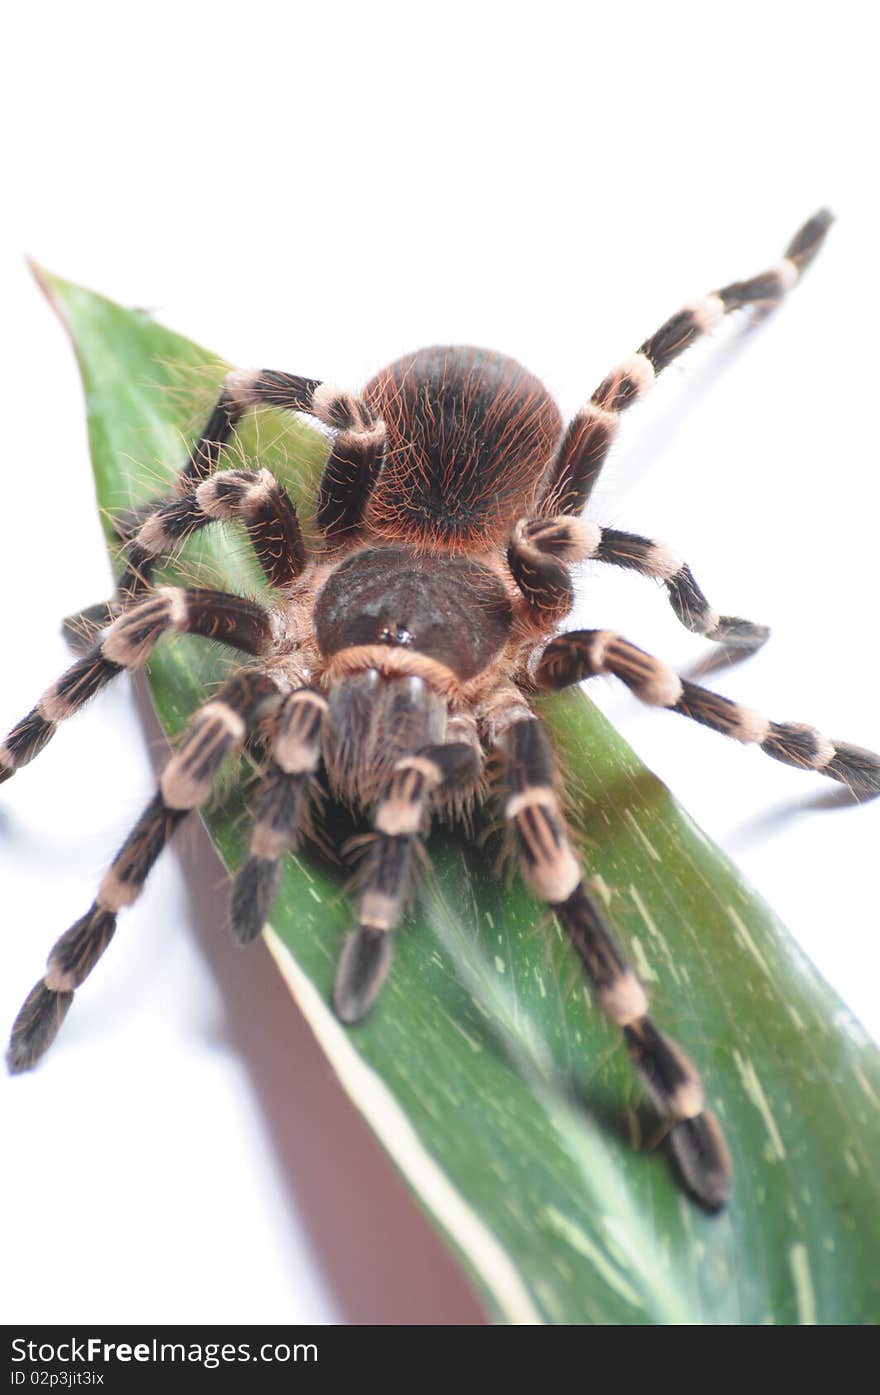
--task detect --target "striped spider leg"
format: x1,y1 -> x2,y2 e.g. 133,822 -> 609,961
109,373 -> 386,605
539,209 -> 833,520
533,630 -> 880,797
515,209 -> 834,651
7,662 -> 282,1070
480,687 -> 733,1210
508,515 -> 770,650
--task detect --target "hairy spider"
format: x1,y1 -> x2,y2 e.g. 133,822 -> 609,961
3,209 -> 876,1212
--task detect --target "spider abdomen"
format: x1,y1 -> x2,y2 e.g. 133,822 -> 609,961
363,346 -> 563,547
313,546 -> 513,680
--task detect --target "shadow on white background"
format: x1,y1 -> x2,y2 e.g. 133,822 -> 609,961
134,679 -> 486,1325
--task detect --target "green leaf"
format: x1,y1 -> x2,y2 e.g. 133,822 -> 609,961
38,266 -> 880,1325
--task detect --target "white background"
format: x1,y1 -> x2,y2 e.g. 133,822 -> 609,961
2,1 -> 877,1326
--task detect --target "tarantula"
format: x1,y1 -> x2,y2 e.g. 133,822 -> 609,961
3,209 -> 876,1212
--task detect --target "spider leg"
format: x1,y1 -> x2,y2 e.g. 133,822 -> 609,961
110,369 -> 320,507
230,687 -> 329,945
0,587 -> 274,783
134,467 -> 308,589
507,515 -> 768,649
539,209 -> 833,517
115,466 -> 307,605
193,373 -> 385,541
309,383 -> 387,540
106,372 -> 385,606
6,670 -> 280,1072
589,527 -> 768,649
507,516 -> 600,623
61,600 -> 118,651
535,629 -> 880,796
107,371 -> 316,602
62,466 -> 307,649
483,696 -> 731,1209
333,736 -> 482,1023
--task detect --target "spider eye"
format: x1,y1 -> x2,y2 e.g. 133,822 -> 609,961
378,624 -> 414,647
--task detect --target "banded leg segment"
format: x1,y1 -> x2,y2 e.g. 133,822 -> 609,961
231,688 -> 329,946
118,469 -> 308,594
113,370 -> 320,601
507,515 -> 767,647
535,629 -> 880,796
334,741 -> 481,1023
222,375 -> 387,541
7,670 -> 280,1072
507,516 -> 601,622
591,526 -> 768,649
135,385 -> 384,558
539,209 -> 833,516
0,588 -> 274,784
311,384 -> 387,539
113,371 -> 386,602
131,369 -> 321,501
500,714 -> 732,1209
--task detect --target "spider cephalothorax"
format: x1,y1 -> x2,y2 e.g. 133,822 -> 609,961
3,209 -> 877,1212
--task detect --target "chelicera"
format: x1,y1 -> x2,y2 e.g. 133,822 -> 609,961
4,209 -> 875,1210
